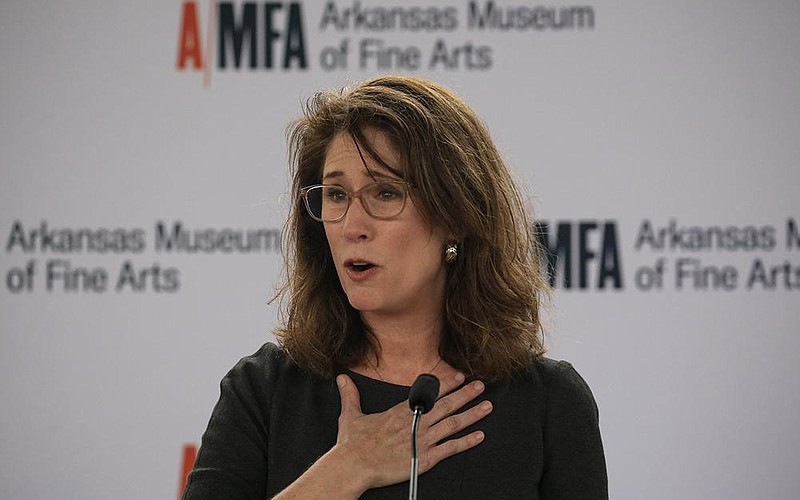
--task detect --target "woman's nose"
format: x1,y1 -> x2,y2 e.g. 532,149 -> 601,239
341,197 -> 373,241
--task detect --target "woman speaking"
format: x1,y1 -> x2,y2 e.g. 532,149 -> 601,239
183,75 -> 607,499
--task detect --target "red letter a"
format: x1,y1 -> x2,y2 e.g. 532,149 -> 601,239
178,443 -> 198,499
177,2 -> 203,70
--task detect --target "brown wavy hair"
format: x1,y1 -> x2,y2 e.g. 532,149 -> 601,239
274,75 -> 550,380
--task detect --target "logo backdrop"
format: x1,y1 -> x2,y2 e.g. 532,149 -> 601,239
2,1 -> 798,499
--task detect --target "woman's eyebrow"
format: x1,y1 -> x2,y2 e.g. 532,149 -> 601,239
367,170 -> 398,180
321,170 -> 343,181
321,169 -> 397,182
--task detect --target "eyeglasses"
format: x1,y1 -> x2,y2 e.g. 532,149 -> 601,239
300,181 -> 411,222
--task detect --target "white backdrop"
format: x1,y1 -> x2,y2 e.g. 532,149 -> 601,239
2,1 -> 799,499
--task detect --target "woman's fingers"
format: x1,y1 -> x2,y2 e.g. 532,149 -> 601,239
422,430 -> 486,472
412,377 -> 492,472
416,383 -> 491,474
336,374 -> 363,419
436,370 -> 467,398
383,370 -> 468,418
426,379 -> 487,425
426,399 -> 493,445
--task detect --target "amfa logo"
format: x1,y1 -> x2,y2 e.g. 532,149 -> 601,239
176,1 -> 308,86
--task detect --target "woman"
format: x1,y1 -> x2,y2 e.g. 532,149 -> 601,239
183,75 -> 607,499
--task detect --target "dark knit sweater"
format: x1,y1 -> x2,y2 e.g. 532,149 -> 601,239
183,343 -> 607,499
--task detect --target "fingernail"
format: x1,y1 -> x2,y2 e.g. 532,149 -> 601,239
480,401 -> 492,412
454,372 -> 465,383
337,375 -> 346,388
472,380 -> 484,391
475,431 -> 485,442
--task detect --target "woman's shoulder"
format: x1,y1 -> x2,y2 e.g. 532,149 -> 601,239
518,356 -> 600,415
529,356 -> 584,380
228,341 -> 289,370
221,342 -> 308,392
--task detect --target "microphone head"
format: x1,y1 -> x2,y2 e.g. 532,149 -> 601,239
408,374 -> 440,414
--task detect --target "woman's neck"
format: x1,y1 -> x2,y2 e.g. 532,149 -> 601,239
356,311 -> 448,385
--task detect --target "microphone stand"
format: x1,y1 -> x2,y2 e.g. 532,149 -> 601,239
407,373 -> 439,500
408,406 -> 423,500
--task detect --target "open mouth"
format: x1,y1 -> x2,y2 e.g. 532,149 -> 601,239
349,262 -> 376,272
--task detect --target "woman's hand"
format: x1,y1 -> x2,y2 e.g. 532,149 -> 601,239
334,371 -> 493,490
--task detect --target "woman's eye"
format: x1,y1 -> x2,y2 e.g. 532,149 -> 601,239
325,189 -> 348,202
375,185 -> 401,201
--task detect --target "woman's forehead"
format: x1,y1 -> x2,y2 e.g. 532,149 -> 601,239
322,129 -> 403,180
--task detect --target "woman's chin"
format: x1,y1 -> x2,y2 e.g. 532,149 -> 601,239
346,292 -> 388,314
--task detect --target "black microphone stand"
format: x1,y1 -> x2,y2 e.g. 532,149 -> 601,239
409,406 -> 423,500
407,374 -> 439,500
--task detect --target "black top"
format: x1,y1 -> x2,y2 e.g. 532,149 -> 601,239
183,343 -> 608,499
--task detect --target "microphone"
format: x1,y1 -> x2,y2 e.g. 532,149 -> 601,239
408,374 -> 440,500
409,374 -> 439,414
